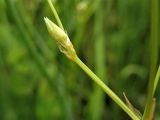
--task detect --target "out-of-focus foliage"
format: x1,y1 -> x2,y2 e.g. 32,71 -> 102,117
0,0 -> 159,120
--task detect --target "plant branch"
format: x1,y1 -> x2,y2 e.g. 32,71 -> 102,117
74,57 -> 140,120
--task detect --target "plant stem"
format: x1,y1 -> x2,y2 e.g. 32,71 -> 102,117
142,0 -> 159,119
48,0 -> 64,30
74,57 -> 140,120
142,66 -> 160,120
153,65 -> 160,94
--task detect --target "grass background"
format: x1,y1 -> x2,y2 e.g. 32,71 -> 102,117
0,0 -> 159,120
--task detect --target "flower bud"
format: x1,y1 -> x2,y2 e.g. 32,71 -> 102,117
44,17 -> 77,60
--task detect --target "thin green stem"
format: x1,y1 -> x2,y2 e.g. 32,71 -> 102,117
142,66 -> 160,120
153,65 -> 160,95
74,57 -> 140,120
48,0 -> 64,30
142,0 -> 159,119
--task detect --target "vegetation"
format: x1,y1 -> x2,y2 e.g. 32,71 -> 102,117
0,0 -> 159,120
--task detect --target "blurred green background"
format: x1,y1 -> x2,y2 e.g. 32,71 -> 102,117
0,0 -> 159,120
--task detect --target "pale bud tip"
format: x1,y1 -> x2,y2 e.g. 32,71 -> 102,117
44,17 -> 53,31
44,17 -> 48,23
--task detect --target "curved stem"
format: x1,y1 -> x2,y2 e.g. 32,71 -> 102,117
74,57 -> 140,120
